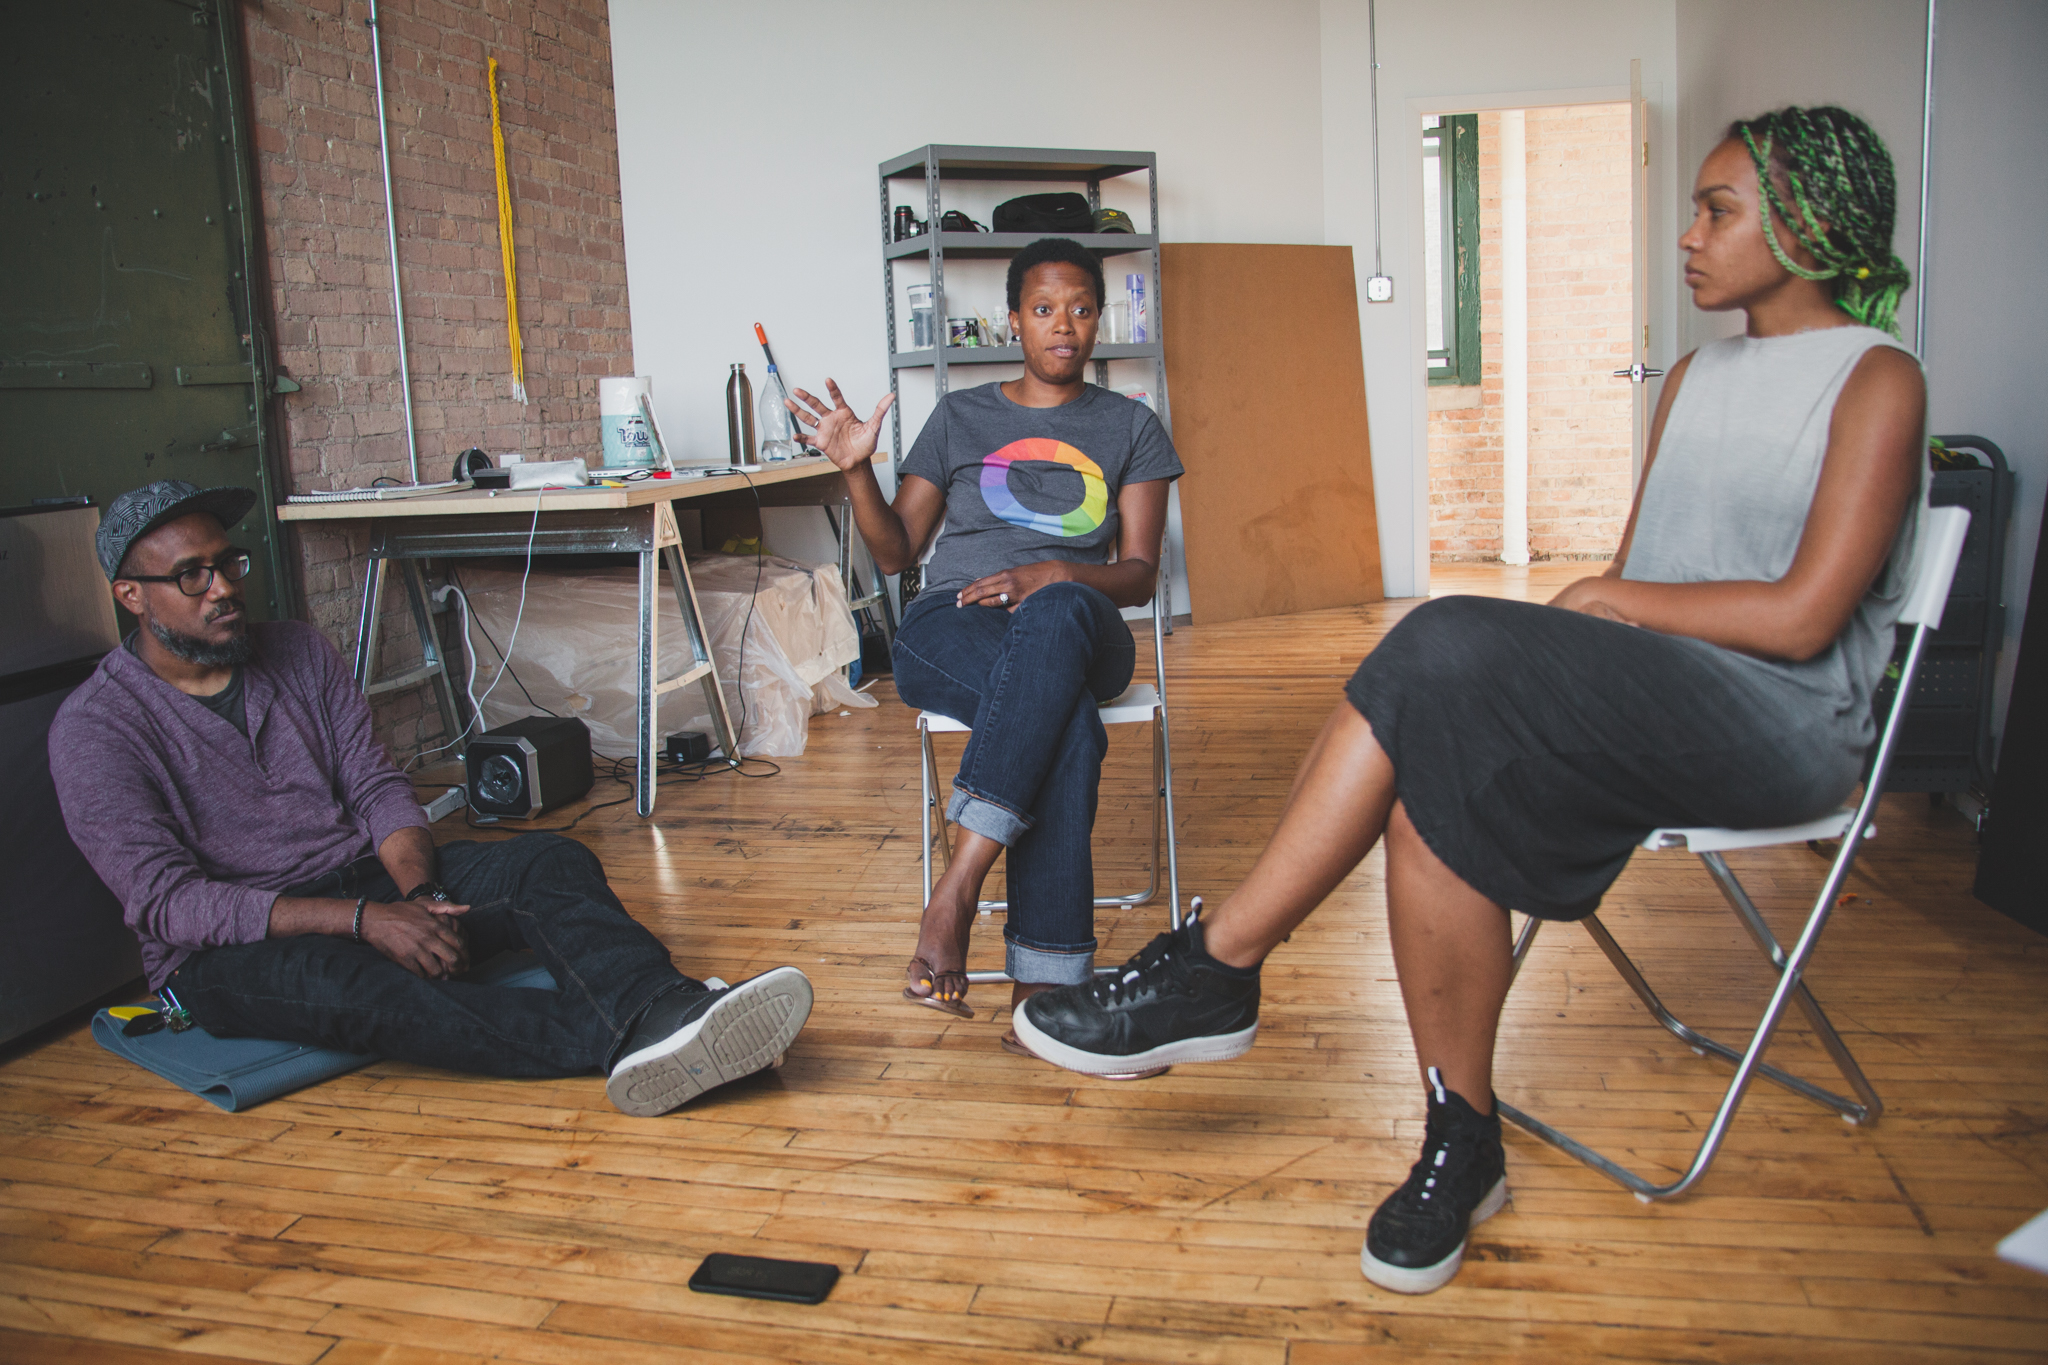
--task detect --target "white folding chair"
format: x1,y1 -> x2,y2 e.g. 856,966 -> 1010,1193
1497,504 -> 1972,1201
914,586 -> 1183,985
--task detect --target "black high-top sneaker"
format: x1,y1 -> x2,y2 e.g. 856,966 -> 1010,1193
1012,906 -> 1260,1075
605,967 -> 813,1117
1360,1067 -> 1509,1294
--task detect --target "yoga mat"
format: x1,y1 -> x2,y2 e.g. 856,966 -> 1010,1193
91,951 -> 558,1112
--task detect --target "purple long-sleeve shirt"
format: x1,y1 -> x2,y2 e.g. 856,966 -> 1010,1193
49,620 -> 428,990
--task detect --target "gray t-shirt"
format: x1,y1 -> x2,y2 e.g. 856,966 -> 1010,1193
901,383 -> 1183,597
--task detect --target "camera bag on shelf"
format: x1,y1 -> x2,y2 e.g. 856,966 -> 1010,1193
992,192 -> 1094,234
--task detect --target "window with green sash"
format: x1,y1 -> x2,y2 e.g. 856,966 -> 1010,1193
1423,114 -> 1480,386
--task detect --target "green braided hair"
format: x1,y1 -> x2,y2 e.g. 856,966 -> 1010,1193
1729,106 -> 1912,337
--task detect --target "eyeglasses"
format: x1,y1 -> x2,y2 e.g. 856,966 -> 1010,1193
124,551 -> 254,596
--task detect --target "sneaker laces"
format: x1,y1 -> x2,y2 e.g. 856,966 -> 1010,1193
1391,1068 -> 1470,1224
1084,926 -> 1195,1007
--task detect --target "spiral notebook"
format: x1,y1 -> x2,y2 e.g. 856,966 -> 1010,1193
285,479 -> 472,504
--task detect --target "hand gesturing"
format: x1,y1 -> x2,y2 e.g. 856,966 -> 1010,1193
787,380 -> 895,474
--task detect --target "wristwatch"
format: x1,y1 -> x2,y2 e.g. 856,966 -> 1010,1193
406,880 -> 451,904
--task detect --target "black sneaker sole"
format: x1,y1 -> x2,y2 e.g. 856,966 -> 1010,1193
1359,1175 -> 1509,1295
605,967 -> 813,1117
1010,1007 -> 1257,1076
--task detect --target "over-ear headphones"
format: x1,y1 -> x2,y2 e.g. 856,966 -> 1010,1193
453,448 -> 494,482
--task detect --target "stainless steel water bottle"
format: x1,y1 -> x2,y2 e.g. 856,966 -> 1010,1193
725,363 -> 755,465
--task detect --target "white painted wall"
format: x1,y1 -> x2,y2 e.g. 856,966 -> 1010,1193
607,0 -> 1329,614
1920,0 -> 2048,746
1677,0 -> 2046,747
1317,0 -> 1683,597
1674,0 -> 1929,356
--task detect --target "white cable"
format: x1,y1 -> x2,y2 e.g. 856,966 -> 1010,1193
407,491 -> 543,770
1367,0 -> 1385,277
470,491 -> 543,719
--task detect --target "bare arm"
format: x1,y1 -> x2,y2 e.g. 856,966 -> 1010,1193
956,478 -> 1171,612
268,826 -> 470,979
788,380 -> 946,575
1554,346 -> 1925,662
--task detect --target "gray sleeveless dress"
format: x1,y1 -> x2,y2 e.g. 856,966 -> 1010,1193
1346,326 -> 1923,919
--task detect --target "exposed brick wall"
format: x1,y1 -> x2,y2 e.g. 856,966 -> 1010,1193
241,0 -> 631,757
1428,104 -> 1634,563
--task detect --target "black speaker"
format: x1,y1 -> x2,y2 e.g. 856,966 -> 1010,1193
465,716 -> 594,818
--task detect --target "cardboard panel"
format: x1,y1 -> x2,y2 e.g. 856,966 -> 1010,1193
1162,244 -> 1382,624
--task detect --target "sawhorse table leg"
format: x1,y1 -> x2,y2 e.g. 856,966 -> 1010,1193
637,504 -> 740,815
352,551 -> 465,757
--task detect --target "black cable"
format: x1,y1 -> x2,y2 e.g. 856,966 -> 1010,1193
727,469 -> 766,764
457,750 -> 781,837
448,563 -> 558,718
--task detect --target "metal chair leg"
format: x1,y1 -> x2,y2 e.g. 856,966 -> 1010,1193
1698,852 -> 1883,1122
1498,831 -> 1885,1201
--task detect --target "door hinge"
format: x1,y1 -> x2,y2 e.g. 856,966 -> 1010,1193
175,363 -> 300,395
1643,142 -> 1650,168
176,364 -> 258,387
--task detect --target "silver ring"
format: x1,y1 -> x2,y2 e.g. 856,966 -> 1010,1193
999,592 -> 1010,604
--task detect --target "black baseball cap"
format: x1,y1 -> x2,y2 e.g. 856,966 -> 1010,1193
97,479 -> 258,581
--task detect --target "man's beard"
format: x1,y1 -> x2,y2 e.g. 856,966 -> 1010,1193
149,615 -> 252,668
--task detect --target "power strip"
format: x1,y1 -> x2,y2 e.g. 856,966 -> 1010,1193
420,786 -> 465,823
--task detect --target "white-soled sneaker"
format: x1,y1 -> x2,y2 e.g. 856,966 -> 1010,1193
605,967 -> 812,1117
1360,1068 -> 1509,1294
1012,912 -> 1259,1077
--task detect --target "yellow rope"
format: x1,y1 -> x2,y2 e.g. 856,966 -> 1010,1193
488,58 -> 527,404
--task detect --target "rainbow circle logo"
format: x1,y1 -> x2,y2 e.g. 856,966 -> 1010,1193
980,438 -> 1108,538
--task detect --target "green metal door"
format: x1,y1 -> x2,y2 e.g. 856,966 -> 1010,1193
0,0 -> 294,620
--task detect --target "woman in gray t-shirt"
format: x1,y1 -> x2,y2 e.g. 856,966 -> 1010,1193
1011,108 -> 1929,1291
791,239 -> 1183,1051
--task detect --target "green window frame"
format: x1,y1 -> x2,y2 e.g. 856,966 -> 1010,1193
1424,114 -> 1480,386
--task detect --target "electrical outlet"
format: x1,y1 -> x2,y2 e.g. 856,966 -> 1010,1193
1366,275 -> 1394,303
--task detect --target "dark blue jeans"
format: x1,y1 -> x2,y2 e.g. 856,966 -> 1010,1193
892,582 -> 1137,984
172,834 -> 699,1077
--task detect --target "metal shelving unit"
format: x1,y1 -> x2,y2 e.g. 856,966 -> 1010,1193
877,144 -> 1174,615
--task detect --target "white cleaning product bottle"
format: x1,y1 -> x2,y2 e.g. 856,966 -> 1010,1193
757,364 -> 797,462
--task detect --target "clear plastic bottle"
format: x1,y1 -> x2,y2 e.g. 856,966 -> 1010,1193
757,363 -> 797,461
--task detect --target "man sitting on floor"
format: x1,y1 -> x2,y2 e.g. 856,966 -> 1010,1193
49,480 -> 811,1116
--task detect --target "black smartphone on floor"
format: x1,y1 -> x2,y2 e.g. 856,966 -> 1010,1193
688,1253 -> 839,1305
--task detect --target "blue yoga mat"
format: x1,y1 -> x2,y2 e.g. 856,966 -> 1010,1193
90,951 -> 558,1112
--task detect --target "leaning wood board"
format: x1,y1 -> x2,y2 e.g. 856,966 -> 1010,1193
1163,243 -> 1383,624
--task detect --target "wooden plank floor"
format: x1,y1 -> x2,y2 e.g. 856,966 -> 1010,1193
5,566 -> 2046,1363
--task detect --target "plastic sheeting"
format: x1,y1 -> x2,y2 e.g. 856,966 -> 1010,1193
457,553 -> 876,759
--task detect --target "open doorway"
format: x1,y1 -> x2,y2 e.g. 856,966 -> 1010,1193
1424,104 -> 1636,566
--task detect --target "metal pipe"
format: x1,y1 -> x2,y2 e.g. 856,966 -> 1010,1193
1500,109 -> 1530,567
1915,0 -> 1938,357
366,0 -> 420,483
1367,0 -> 1385,276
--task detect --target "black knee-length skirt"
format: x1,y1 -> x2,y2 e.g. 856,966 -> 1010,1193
1345,595 -> 1866,920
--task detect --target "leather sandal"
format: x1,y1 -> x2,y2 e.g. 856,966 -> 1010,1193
904,956 -> 973,1019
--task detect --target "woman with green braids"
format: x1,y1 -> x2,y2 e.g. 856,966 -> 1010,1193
1012,106 -> 1927,1293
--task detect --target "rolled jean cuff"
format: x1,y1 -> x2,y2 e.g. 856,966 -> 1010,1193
948,788 -> 1030,846
1004,938 -> 1096,986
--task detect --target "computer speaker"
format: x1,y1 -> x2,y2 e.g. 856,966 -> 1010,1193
465,716 -> 594,819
